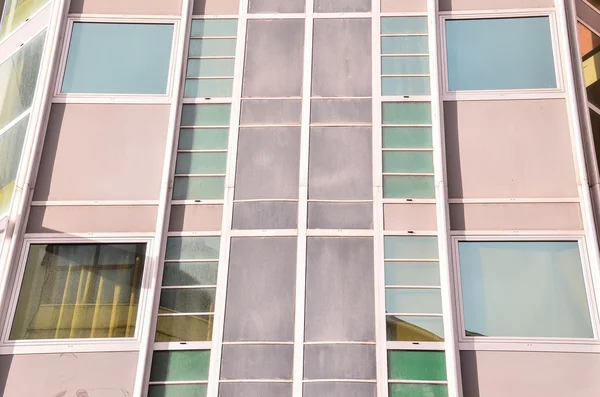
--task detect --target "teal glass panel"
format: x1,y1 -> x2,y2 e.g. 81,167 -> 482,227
382,36 -> 428,55
388,351 -> 447,381
385,261 -> 440,286
150,350 -> 210,381
382,56 -> 429,75
383,151 -> 433,173
381,17 -> 428,34
382,103 -> 431,125
445,17 -> 556,91
458,241 -> 593,338
184,79 -> 233,98
187,59 -> 236,77
382,77 -> 430,96
175,153 -> 227,175
173,176 -> 225,200
159,288 -> 216,314
189,39 -> 237,57
383,175 -> 434,198
148,384 -> 207,397
162,262 -> 219,286
387,315 -> 445,342
389,384 -> 448,397
179,128 -> 229,150
383,127 -> 432,149
385,288 -> 442,314
181,104 -> 231,127
384,236 -> 439,260
191,19 -> 238,37
61,23 -> 174,94
165,236 -> 220,260
0,114 -> 29,218
156,315 -> 214,342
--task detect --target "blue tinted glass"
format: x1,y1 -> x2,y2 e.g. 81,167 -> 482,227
382,36 -> 428,55
381,17 -> 428,34
62,23 -> 174,94
191,19 -> 238,37
445,17 -> 556,91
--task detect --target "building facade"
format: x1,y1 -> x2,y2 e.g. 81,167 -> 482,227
0,0 -> 600,396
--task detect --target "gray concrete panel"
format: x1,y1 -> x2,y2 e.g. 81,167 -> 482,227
221,345 -> 294,380
304,344 -> 377,379
315,0 -> 371,12
220,383 -> 292,397
304,382 -> 377,397
249,0 -> 305,13
311,99 -> 372,124
308,202 -> 373,229
233,202 -> 298,229
241,100 -> 302,125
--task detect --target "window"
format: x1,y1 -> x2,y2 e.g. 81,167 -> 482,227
60,22 -> 174,95
444,16 -> 557,92
0,0 -> 48,39
456,240 -> 594,339
149,350 -> 210,397
9,242 -> 146,340
0,114 -> 28,217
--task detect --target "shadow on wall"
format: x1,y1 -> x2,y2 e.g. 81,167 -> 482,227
459,351 -> 481,397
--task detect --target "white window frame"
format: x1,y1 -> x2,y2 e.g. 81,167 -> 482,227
53,15 -> 180,104
439,9 -> 565,101
0,235 -> 155,354
451,234 -> 600,352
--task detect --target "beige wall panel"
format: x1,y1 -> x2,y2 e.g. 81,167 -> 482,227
461,350 -> 600,397
169,204 -> 223,231
70,0 -> 182,15
0,351 -> 138,396
439,0 -> 553,11
193,0 -> 240,15
381,0 -> 427,12
384,203 -> 437,230
450,203 -> 583,231
34,104 -> 169,201
445,100 -> 578,199
26,205 -> 157,233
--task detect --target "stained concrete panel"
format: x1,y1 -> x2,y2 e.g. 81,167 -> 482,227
304,344 -> 376,379
240,100 -> 302,125
233,202 -> 298,229
304,382 -> 377,397
220,383 -> 292,397
221,345 -> 293,380
308,202 -> 373,229
249,0 -> 304,13
311,99 -> 372,125
314,0 -> 371,12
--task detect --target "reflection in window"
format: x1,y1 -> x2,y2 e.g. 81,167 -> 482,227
458,241 -> 593,338
578,22 -> 600,110
0,114 -> 28,218
0,0 -> 49,39
10,243 -> 146,340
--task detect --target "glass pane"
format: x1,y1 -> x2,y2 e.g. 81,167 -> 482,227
187,59 -> 236,77
181,104 -> 231,127
385,261 -> 440,286
155,315 -> 213,342
381,17 -> 428,34
189,39 -> 237,57
383,175 -> 435,198
385,288 -> 442,314
382,56 -> 429,75
388,351 -> 447,381
383,151 -> 434,173
148,384 -> 207,397
191,19 -> 238,37
458,241 -> 593,338
387,315 -> 444,342
175,153 -> 227,175
179,128 -> 229,150
383,127 -> 432,149
0,114 -> 30,218
162,262 -> 218,286
0,0 -> 49,38
10,243 -> 146,340
382,77 -> 430,96
382,36 -> 428,55
61,23 -> 174,94
385,236 -> 439,260
165,237 -> 220,261
159,288 -> 216,314
184,79 -> 234,98
382,103 -> 431,125
389,384 -> 448,397
150,350 -> 210,381
0,31 -> 45,131
445,17 -> 556,91
173,176 -> 226,200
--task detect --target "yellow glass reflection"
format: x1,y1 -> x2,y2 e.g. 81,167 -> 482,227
0,0 -> 49,38
155,315 -> 214,342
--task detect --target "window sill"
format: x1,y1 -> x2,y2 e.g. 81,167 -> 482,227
459,339 -> 600,353
52,94 -> 173,104
442,89 -> 566,102
0,339 -> 141,355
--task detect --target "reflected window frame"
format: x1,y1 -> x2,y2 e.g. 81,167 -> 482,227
451,235 -> 600,351
1,236 -> 154,353
440,11 -> 564,100
53,16 -> 179,104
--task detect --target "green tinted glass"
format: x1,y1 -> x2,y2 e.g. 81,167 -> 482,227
187,59 -> 235,77
382,36 -> 428,55
383,151 -> 433,173
181,104 -> 231,127
191,19 -> 238,37
150,350 -> 210,381
382,56 -> 429,75
175,153 -> 227,175
155,315 -> 213,342
189,39 -> 237,57
381,17 -> 428,34
382,77 -> 430,96
162,262 -> 218,286
179,128 -> 229,150
383,127 -> 432,149
386,288 -> 443,314
184,79 -> 234,98
383,175 -> 434,198
388,351 -> 447,381
385,261 -> 440,286
384,236 -> 439,260
173,176 -> 225,200
159,288 -> 216,314
148,384 -> 207,397
383,103 -> 431,125
389,384 -> 448,397
165,236 -> 220,260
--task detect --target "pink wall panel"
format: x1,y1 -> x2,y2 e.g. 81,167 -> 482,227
384,203 -> 437,231
169,204 -> 224,232
70,0 -> 182,15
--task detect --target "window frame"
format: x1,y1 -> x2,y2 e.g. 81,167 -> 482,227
439,10 -> 565,100
451,234 -> 600,352
53,16 -> 180,104
0,235 -> 155,354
